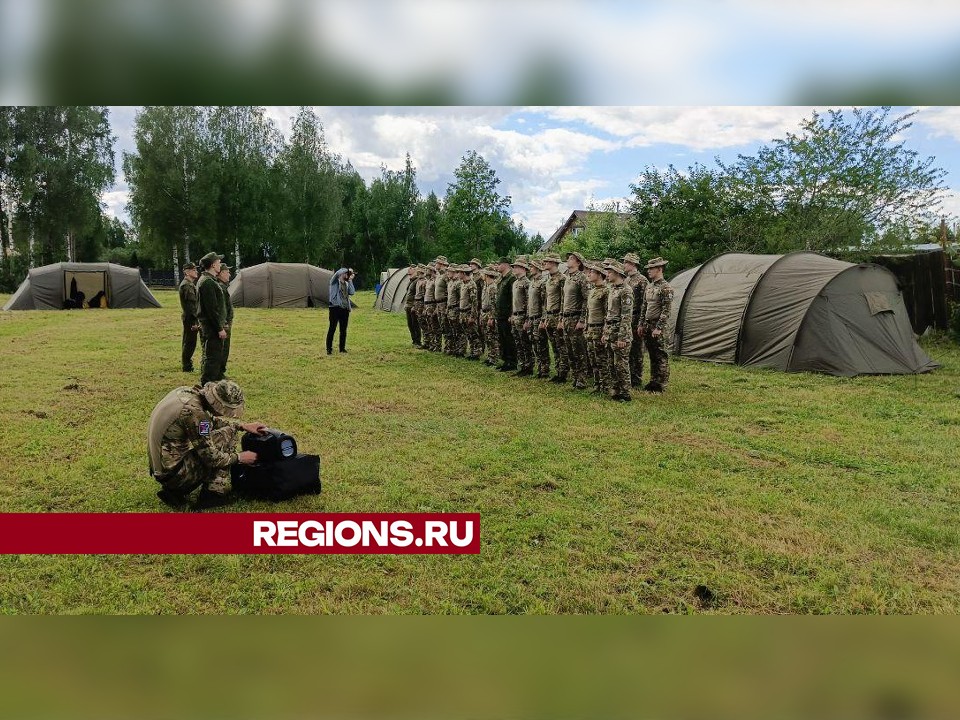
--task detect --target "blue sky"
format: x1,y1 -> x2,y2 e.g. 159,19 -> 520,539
105,106 -> 960,242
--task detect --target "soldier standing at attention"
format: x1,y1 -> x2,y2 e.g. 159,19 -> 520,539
584,262 -> 611,395
469,258 -> 485,356
639,257 -> 674,393
403,265 -> 421,348
433,257 -> 449,353
178,261 -> 200,372
526,259 -> 550,378
459,265 -> 482,359
623,253 -> 649,388
495,257 -> 517,371
446,265 -> 463,357
510,259 -> 533,376
422,263 -> 437,352
541,254 -> 568,383
481,267 -> 501,366
603,261 -> 634,402
196,252 -> 228,386
413,264 -> 427,344
216,263 -> 234,378
561,251 -> 591,389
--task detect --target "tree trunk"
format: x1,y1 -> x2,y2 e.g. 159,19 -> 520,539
184,230 -> 191,263
234,237 -> 240,269
173,243 -> 180,284
28,226 -> 34,268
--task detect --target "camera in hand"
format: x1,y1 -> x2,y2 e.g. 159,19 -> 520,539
232,428 -> 321,502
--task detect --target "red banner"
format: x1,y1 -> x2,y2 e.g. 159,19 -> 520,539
0,513 -> 480,554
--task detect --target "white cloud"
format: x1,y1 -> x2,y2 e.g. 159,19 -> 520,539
915,107 -> 960,142
938,188 -> 960,222
101,189 -> 129,219
511,179 -> 611,240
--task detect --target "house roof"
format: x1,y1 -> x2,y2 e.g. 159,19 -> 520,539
542,210 -> 633,250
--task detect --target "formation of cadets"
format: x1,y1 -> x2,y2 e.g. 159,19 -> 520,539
404,252 -> 674,401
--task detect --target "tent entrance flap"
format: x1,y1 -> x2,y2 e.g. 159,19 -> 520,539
64,271 -> 107,304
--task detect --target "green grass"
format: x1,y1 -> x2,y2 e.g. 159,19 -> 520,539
1,289 -> 959,614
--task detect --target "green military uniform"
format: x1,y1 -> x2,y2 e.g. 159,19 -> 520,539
480,268 -> 500,365
413,265 -> 427,344
624,253 -> 649,387
604,261 -> 634,401
585,263 -> 611,394
422,266 -> 437,352
196,253 -> 228,386
495,264 -> 517,370
403,267 -> 421,347
147,380 -> 245,498
526,262 -> 550,378
510,261 -> 533,375
178,264 -> 199,372
459,268 -> 482,359
639,257 -> 674,392
542,256 -> 568,382
433,258 -> 449,352
561,252 -> 591,389
218,269 -> 234,378
469,260 -> 485,356
446,271 -> 463,357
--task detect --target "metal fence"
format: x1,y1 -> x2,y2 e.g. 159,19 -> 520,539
140,268 -> 177,287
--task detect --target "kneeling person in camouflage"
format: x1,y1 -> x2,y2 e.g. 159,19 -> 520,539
147,380 -> 267,510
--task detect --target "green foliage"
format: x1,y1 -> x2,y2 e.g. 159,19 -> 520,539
440,150 -> 515,261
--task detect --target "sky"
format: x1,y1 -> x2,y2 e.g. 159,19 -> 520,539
104,105 -> 960,243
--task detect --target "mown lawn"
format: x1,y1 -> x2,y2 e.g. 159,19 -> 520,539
0,289 -> 958,614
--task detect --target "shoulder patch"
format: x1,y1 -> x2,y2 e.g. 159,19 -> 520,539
198,420 -> 212,436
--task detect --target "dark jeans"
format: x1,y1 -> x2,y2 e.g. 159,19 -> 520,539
181,318 -> 198,371
406,307 -> 421,345
496,316 -> 517,366
327,306 -> 350,352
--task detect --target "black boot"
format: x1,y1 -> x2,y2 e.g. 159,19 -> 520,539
156,488 -> 189,509
192,488 -> 235,511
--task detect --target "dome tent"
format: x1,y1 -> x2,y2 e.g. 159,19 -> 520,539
669,251 -> 939,377
228,262 -> 337,308
3,262 -> 160,310
374,267 -> 410,312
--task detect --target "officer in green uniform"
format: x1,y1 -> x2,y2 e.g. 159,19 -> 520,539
481,267 -> 501,366
433,256 -> 449,353
196,252 -> 228,386
510,259 -> 533,376
639,256 -> 675,393
217,263 -> 234,378
561,251 -> 591,389
541,254 -> 568,383
495,257 -> 517,371
178,262 -> 200,372
584,261 -> 610,395
623,252 -> 649,388
526,259 -> 550,378
603,261 -> 634,402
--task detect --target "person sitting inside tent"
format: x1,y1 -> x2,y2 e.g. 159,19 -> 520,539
87,290 -> 108,308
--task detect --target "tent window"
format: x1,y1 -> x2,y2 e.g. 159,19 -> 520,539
864,291 -> 894,315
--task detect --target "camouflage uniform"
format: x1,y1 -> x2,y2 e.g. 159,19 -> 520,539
511,263 -> 533,374
460,270 -> 482,358
604,263 -> 634,400
561,256 -> 591,389
585,268 -> 611,394
196,268 -> 227,386
480,269 -> 500,365
433,261 -> 449,352
403,268 -> 420,346
624,257 -> 649,387
526,265 -> 550,377
422,268 -> 437,351
542,262 -> 568,381
446,273 -> 463,357
178,270 -> 199,372
413,267 -> 427,343
218,272 -> 234,378
639,269 -> 674,391
147,381 -> 245,497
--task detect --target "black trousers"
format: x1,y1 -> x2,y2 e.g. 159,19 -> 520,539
496,316 -> 517,366
327,306 -> 350,351
181,318 -> 198,371
405,307 -> 421,345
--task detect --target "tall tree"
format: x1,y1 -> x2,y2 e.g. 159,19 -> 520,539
441,150 -> 512,260
369,154 -> 421,267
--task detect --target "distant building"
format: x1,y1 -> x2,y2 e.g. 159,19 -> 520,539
541,210 -> 633,250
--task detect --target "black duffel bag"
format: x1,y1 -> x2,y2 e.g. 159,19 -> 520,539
231,453 -> 322,502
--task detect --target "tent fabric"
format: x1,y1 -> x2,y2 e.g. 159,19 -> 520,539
374,268 -> 410,312
2,262 -> 160,310
228,263 -> 335,308
670,251 -> 938,377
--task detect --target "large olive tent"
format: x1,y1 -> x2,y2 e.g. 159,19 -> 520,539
667,251 -> 939,377
228,262 -> 336,308
374,267 -> 409,312
2,262 -> 160,310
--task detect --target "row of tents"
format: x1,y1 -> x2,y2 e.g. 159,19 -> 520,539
374,251 -> 940,377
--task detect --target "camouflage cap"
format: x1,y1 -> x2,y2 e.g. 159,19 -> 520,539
182,262 -> 196,271
219,264 -> 232,272
469,258 -> 482,268
565,251 -> 586,268
622,252 -> 641,266
497,256 -> 511,265
542,254 -> 562,265
435,256 -> 449,265
202,380 -> 245,419
427,262 -> 436,270
511,259 -> 530,271
529,259 -> 544,271
462,264 -> 474,273
585,261 -> 607,275
605,260 -> 627,277
199,251 -> 224,269
481,268 -> 499,278
646,256 -> 669,269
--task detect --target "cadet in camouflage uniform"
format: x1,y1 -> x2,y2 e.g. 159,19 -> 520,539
413,264 -> 427,344
560,251 -> 591,389
178,261 -> 200,372
623,253 -> 649,388
639,256 -> 674,393
147,380 -> 267,510
433,257 -> 449,352
446,266 -> 463,357
525,259 -> 550,378
584,262 -> 611,394
217,264 -> 234,378
481,267 -> 501,366
510,259 -> 533,376
403,265 -> 420,347
422,263 -> 438,351
603,261 -> 634,402
196,252 -> 228,386
541,254 -> 568,383
494,257 -> 517,371
468,259 -> 485,356
457,265 -> 479,359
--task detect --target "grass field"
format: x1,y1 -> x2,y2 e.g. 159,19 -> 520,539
1,288 -> 959,614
